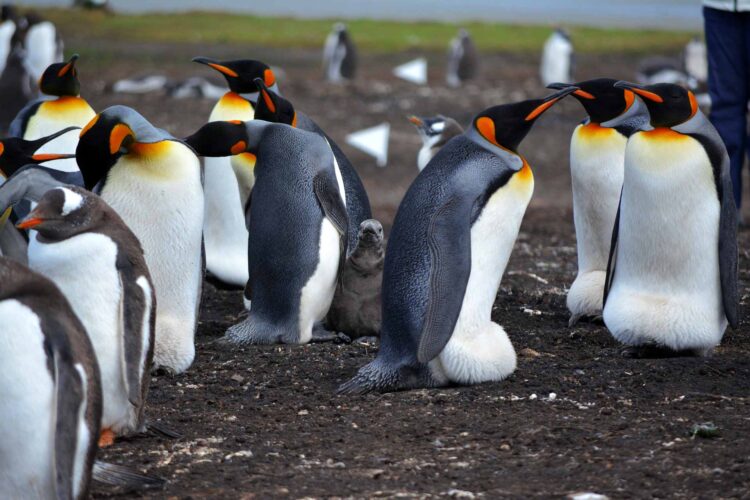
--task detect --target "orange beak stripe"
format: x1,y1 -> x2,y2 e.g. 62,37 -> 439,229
261,89 -> 276,113
476,116 -> 501,147
109,124 -> 134,155
573,89 -> 595,100
208,63 -> 238,78
32,153 -> 73,162
264,69 -> 275,87
408,116 -> 423,126
688,91 -> 699,119
525,97 -> 561,121
57,61 -> 73,77
630,87 -> 663,103
230,140 -> 247,155
80,114 -> 100,138
16,217 -> 43,230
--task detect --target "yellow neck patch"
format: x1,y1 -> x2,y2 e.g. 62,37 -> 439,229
37,96 -> 96,128
514,159 -> 534,185
641,127 -> 688,141
577,122 -> 617,139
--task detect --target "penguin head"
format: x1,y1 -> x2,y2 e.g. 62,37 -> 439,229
16,186 -> 102,239
613,81 -> 698,128
39,54 -> 81,97
1,5 -> 17,22
192,56 -> 279,96
184,120 -> 255,158
547,78 -> 635,124
0,127 -> 78,178
252,77 -> 297,126
408,115 -> 448,139
357,219 -> 384,248
471,86 -> 578,153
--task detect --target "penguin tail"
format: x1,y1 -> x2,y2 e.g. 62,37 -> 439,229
145,420 -> 182,439
92,461 -> 166,490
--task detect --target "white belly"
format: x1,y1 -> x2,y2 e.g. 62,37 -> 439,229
0,20 -> 15,75
603,131 -> 727,350
23,22 -> 60,82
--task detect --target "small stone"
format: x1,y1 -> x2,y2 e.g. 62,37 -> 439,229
230,374 -> 244,383
297,409 -> 309,416
691,422 -> 720,439
519,347 -> 541,358
446,489 -> 476,499
568,493 -> 609,500
500,443 -> 511,451
548,392 -> 557,401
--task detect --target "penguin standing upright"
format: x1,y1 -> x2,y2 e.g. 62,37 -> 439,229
684,36 -> 707,86
323,23 -> 357,83
547,79 -> 650,326
0,256 -> 101,499
76,105 -> 204,374
18,186 -> 155,447
339,87 -> 578,394
408,114 -> 464,171
185,119 -> 348,345
446,29 -> 479,88
0,5 -> 18,76
21,12 -> 63,90
603,81 -> 738,357
540,28 -> 573,87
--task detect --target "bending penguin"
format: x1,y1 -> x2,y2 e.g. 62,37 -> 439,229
446,29 -> 479,88
408,114 -> 464,171
603,81 -> 738,357
18,186 -> 155,448
339,87 -> 578,394
185,119 -> 348,345
547,79 -> 650,326
323,23 -> 357,82
76,105 -> 204,374
540,28 -> 573,87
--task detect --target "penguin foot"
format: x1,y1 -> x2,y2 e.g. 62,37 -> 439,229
621,344 -> 704,359
355,336 -> 380,345
568,314 -> 581,327
98,428 -> 116,448
568,314 -> 604,327
311,328 -> 352,344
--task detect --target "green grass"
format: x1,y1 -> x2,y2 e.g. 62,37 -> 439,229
41,8 -> 698,54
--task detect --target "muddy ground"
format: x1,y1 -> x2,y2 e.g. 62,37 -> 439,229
67,38 -> 750,498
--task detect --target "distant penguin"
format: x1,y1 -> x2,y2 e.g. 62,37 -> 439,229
636,56 -> 697,90
21,12 -> 63,89
604,81 -> 738,357
0,256 -> 101,499
166,76 -> 226,100
185,119 -> 348,345
326,219 -> 385,339
0,45 -> 32,132
112,74 -> 168,94
323,23 -> 357,82
446,29 -> 479,88
540,28 -> 574,87
0,5 -> 18,76
684,36 -> 707,85
19,186 -> 155,447
547,79 -> 650,326
76,106 -> 204,374
408,114 -> 464,171
192,56 -> 280,288
339,87 -> 578,394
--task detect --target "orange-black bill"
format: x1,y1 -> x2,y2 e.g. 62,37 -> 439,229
408,116 -> 423,126
192,56 -> 238,77
525,86 -> 579,121
613,81 -> 663,103
16,216 -> 43,230
31,153 -> 76,162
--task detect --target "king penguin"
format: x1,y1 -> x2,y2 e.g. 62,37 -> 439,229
185,119 -> 348,345
540,28 -> 574,87
21,12 -> 63,91
547,78 -> 650,326
603,81 -> 738,357
446,29 -> 479,88
339,87 -> 578,394
408,114 -> 464,171
19,186 -> 155,448
76,105 -> 204,374
323,23 -> 357,83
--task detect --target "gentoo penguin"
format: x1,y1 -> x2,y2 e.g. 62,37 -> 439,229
18,186 -> 155,447
76,105 -> 204,374
21,12 -> 63,90
185,119 -> 348,344
339,87 -> 578,394
446,29 -> 479,88
326,219 -> 384,339
0,256 -> 101,499
603,81 -> 738,357
408,114 -> 464,171
10,54 -> 95,180
540,28 -> 574,87
191,56 -> 280,288
547,79 -> 650,326
252,77 -> 372,250
322,23 -> 357,83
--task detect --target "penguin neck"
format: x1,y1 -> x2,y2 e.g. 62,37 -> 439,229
466,126 -> 528,171
209,91 -> 255,122
36,95 -> 95,126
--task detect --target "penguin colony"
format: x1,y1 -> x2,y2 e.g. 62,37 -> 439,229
0,18 -> 736,499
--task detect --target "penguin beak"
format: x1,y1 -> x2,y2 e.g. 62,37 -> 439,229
16,211 -> 44,229
408,116 -> 423,126
546,82 -> 594,99
525,86 -> 579,121
253,77 -> 277,113
545,82 -> 569,90
192,56 -> 238,78
614,81 -> 663,103
57,53 -> 78,77
31,153 -> 76,162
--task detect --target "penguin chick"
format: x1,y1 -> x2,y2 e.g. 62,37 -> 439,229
408,114 -> 464,171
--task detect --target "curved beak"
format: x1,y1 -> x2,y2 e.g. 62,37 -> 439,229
192,56 -> 238,77
614,81 -> 663,103
525,86 -> 579,121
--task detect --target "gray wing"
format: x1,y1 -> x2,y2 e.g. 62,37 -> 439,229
52,346 -> 85,500
313,171 -> 349,282
718,155 -> 739,327
417,197 -> 473,364
0,165 -> 74,210
603,194 -> 621,307
0,211 -> 28,263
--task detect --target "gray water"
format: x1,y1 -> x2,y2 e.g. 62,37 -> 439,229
19,0 -> 703,30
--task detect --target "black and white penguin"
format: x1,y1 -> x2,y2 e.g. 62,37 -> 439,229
684,36 -> 707,86
21,12 -> 63,90
185,119 -> 348,344
192,56 -> 280,288
0,127 -> 78,180
0,5 -> 18,76
446,29 -> 479,88
540,28 -> 574,87
76,105 -> 204,373
408,114 -> 464,171
0,255 -> 101,499
322,23 -> 357,83
547,79 -> 650,326
603,81 -> 738,357
339,87 -> 578,394
636,56 -> 697,90
18,186 -> 155,447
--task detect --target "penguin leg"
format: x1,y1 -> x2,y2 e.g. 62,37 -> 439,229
98,428 -> 116,448
311,323 -> 352,344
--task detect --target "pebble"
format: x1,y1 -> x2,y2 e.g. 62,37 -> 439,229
446,489 -> 476,499
568,493 -> 609,500
548,392 -> 557,401
519,347 -> 541,358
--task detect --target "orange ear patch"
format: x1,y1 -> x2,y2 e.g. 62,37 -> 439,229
292,112 -> 298,128
623,89 -> 635,111
80,114 -> 100,138
0,142 -> 5,156
208,63 -> 238,78
476,116 -> 500,147
264,69 -> 276,87
231,140 -> 247,155
109,124 -> 134,155
688,91 -> 698,118
261,89 -> 276,113
525,98 -> 560,121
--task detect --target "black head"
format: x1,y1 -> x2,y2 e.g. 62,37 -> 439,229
16,186 -> 101,240
408,115 -> 448,138
39,54 -> 80,97
0,127 -> 77,178
357,219 -> 384,247
184,120 -> 253,157
547,78 -> 635,124
192,56 -> 278,95
471,86 -> 578,152
253,77 -> 297,126
614,81 -> 698,128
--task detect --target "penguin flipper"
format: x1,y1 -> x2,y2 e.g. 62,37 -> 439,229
716,147 -> 739,328
313,171 -> 349,280
7,98 -> 42,137
603,193 -> 621,307
417,197 -> 473,364
0,213 -> 27,262
0,164 -> 73,211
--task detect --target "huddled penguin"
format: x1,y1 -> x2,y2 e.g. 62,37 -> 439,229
446,29 -> 479,88
18,186 -> 155,447
0,127 -> 78,180
540,28 -> 574,87
0,255 -> 101,499
323,23 -> 357,83
192,56 -> 280,288
339,87 -> 578,394
408,114 -> 464,171
10,54 -> 95,180
603,81 -> 738,357
252,77 -> 372,250
547,79 -> 650,326
21,12 -> 63,90
185,119 -> 348,345
76,105 -> 204,374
